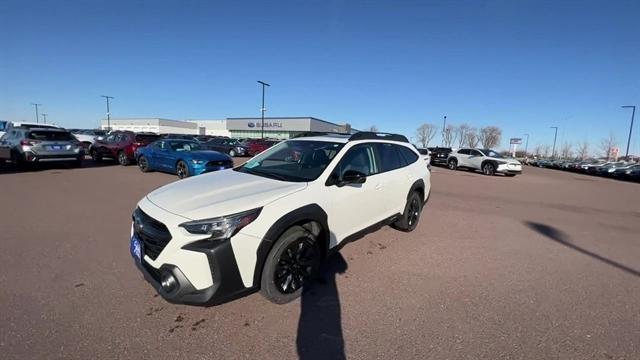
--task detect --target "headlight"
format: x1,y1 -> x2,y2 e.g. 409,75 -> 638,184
179,208 -> 262,240
191,159 -> 205,165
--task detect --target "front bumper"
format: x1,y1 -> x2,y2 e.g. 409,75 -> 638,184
497,164 -> 522,174
191,163 -> 233,176
131,199 -> 255,306
133,239 -> 254,306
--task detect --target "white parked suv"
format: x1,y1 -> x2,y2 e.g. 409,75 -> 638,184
447,148 -> 522,176
130,132 -> 431,305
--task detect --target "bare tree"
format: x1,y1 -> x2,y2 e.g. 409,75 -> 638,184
456,124 -> 470,147
367,125 -> 379,132
532,144 -> 542,156
479,126 -> 502,149
560,142 -> 573,159
600,132 -> 617,160
465,128 -> 480,148
415,123 -> 438,148
541,144 -> 551,158
442,124 -> 457,147
576,141 -> 589,160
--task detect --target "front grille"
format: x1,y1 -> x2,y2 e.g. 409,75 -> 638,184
133,208 -> 172,260
206,159 -> 233,168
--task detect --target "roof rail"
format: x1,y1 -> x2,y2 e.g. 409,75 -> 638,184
348,132 -> 409,143
292,131 -> 351,139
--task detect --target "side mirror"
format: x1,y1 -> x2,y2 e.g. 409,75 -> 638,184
338,170 -> 367,187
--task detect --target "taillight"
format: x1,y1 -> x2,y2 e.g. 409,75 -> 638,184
20,139 -> 41,146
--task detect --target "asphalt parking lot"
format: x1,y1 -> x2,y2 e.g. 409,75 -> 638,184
1,161 -> 639,359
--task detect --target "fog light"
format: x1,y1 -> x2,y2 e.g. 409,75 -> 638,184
160,272 -> 177,293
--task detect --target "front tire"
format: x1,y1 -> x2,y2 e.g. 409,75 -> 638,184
118,151 -> 130,166
176,160 -> 189,179
260,225 -> 322,304
448,158 -> 458,170
482,162 -> 495,176
228,149 -> 236,157
393,191 -> 423,232
91,149 -> 102,162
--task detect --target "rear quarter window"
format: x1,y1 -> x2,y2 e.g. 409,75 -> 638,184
375,143 -> 405,172
398,145 -> 419,164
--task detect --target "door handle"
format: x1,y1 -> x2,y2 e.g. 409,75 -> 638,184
375,183 -> 383,190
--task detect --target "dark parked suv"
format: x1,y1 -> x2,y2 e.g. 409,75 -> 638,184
0,127 -> 84,167
203,137 -> 248,157
89,131 -> 160,165
427,147 -> 452,166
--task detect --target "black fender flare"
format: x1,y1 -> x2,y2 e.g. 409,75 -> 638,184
253,204 -> 329,287
481,159 -> 498,170
407,179 -> 426,206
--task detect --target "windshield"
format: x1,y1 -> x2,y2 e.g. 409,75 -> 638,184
236,140 -> 344,182
28,131 -> 74,141
482,149 -> 503,158
169,141 -> 201,151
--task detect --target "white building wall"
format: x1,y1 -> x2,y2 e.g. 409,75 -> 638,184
189,119 -> 231,137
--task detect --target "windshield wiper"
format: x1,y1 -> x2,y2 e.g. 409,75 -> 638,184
240,167 -> 291,181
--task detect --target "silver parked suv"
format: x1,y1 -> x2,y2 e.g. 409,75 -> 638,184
0,127 -> 84,167
447,148 -> 522,176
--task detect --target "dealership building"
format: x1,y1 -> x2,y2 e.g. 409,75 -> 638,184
101,117 -> 352,139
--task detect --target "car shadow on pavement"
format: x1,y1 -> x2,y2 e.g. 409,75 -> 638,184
0,159 -> 116,175
525,221 -> 640,277
296,253 -> 348,360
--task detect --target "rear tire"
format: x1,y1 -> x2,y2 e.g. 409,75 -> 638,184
482,162 -> 495,176
176,160 -> 189,179
118,151 -> 130,166
260,225 -> 322,304
228,149 -> 236,157
393,191 -> 423,232
447,158 -> 458,170
138,156 -> 151,172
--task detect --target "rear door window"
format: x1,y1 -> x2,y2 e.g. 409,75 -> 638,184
375,143 -> 405,172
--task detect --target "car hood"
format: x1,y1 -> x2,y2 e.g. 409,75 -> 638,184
146,169 -> 307,220
185,150 -> 230,161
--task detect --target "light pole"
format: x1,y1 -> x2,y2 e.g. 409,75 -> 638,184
257,81 -> 270,139
524,133 -> 530,155
550,126 -> 558,159
441,115 -> 447,146
31,103 -> 42,124
101,95 -> 114,130
42,113 -> 47,124
621,105 -> 636,158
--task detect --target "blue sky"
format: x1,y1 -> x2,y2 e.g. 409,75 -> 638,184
1,0 -> 639,153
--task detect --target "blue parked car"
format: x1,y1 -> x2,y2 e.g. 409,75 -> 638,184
135,139 -> 233,178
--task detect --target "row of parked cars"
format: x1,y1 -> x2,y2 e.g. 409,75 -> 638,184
0,122 -> 280,178
528,158 -> 640,181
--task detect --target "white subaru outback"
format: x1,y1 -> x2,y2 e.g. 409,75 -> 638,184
130,132 -> 431,305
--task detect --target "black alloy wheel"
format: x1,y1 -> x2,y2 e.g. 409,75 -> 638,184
138,156 -> 150,172
91,149 -> 102,162
407,197 -> 420,228
274,238 -> 318,294
448,158 -> 457,170
482,162 -> 495,176
176,160 -> 189,179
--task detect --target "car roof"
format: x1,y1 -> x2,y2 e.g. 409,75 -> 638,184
26,127 -> 69,132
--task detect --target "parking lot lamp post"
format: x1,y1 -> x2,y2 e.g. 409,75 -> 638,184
31,103 -> 41,124
441,115 -> 447,146
42,113 -> 47,124
524,133 -> 530,155
550,126 -> 558,159
101,95 -> 114,131
621,106 -> 636,158
257,81 -> 270,139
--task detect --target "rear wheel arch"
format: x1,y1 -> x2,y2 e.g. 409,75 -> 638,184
253,204 -> 329,288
